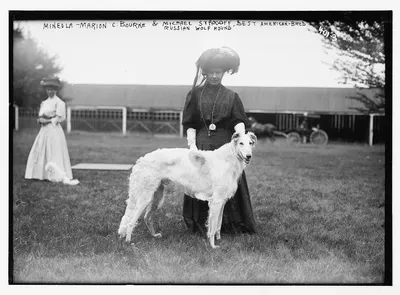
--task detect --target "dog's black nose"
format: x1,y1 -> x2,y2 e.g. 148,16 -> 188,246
246,155 -> 252,160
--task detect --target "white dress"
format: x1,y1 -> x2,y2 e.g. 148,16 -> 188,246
25,96 -> 74,181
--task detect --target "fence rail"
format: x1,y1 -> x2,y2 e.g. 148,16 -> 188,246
13,105 -> 183,137
13,105 -> 385,145
247,111 -> 386,145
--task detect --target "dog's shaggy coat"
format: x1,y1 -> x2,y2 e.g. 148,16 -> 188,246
45,162 -> 79,185
118,132 -> 257,248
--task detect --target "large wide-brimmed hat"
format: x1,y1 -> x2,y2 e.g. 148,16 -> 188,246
40,77 -> 61,89
196,47 -> 240,75
190,47 -> 240,92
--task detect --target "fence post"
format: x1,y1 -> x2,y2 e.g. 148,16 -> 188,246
14,105 -> 19,131
179,110 -> 183,138
122,107 -> 127,136
67,106 -> 71,133
369,113 -> 374,146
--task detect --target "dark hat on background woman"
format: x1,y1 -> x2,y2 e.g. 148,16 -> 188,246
191,47 -> 240,90
40,77 -> 61,89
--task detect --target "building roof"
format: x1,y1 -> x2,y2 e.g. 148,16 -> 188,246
61,83 -> 380,114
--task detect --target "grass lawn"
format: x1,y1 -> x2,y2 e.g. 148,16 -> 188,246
11,130 -> 387,284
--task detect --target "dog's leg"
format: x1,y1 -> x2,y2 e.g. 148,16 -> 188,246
118,196 -> 137,239
118,214 -> 129,238
144,182 -> 164,238
124,191 -> 154,243
207,199 -> 225,249
215,199 -> 228,240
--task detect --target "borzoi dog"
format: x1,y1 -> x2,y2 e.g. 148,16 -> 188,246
118,132 -> 257,248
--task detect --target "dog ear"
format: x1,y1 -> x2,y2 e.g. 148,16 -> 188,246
248,132 -> 257,144
231,132 -> 241,142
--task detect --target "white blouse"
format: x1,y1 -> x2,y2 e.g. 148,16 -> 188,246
38,96 -> 66,122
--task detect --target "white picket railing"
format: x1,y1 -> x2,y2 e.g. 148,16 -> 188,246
67,105 -> 128,135
13,105 -> 184,137
12,105 -> 384,144
14,105 -> 19,131
369,113 -> 385,146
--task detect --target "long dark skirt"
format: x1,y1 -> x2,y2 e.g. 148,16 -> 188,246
183,128 -> 258,234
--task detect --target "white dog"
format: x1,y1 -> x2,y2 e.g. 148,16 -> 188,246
118,132 -> 257,248
45,162 -> 79,185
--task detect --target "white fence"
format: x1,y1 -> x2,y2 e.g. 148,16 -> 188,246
13,105 -> 385,145
67,105 -> 127,135
368,113 -> 385,146
13,105 -> 184,137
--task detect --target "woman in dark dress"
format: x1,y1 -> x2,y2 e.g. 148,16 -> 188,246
182,47 -> 258,235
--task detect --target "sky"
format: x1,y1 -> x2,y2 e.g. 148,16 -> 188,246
15,19 -> 351,88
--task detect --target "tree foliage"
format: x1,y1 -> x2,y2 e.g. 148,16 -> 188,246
308,15 -> 387,113
13,25 -> 62,107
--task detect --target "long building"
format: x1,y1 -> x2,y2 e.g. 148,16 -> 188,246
55,83 -> 385,143
61,83 -> 380,114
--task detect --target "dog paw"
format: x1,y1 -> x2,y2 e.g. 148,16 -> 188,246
153,233 -> 162,238
118,228 -> 126,238
209,238 -> 220,249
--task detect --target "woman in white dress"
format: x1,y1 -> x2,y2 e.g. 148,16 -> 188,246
25,77 -> 78,185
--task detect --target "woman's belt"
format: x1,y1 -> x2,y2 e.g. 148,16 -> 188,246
199,121 -> 228,130
198,122 -> 230,136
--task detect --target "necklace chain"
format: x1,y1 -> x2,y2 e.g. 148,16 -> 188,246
199,84 -> 221,136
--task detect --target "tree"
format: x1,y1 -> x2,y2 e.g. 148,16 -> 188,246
13,25 -> 62,107
308,14 -> 387,113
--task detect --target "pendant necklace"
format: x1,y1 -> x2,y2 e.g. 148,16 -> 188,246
199,84 -> 221,137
